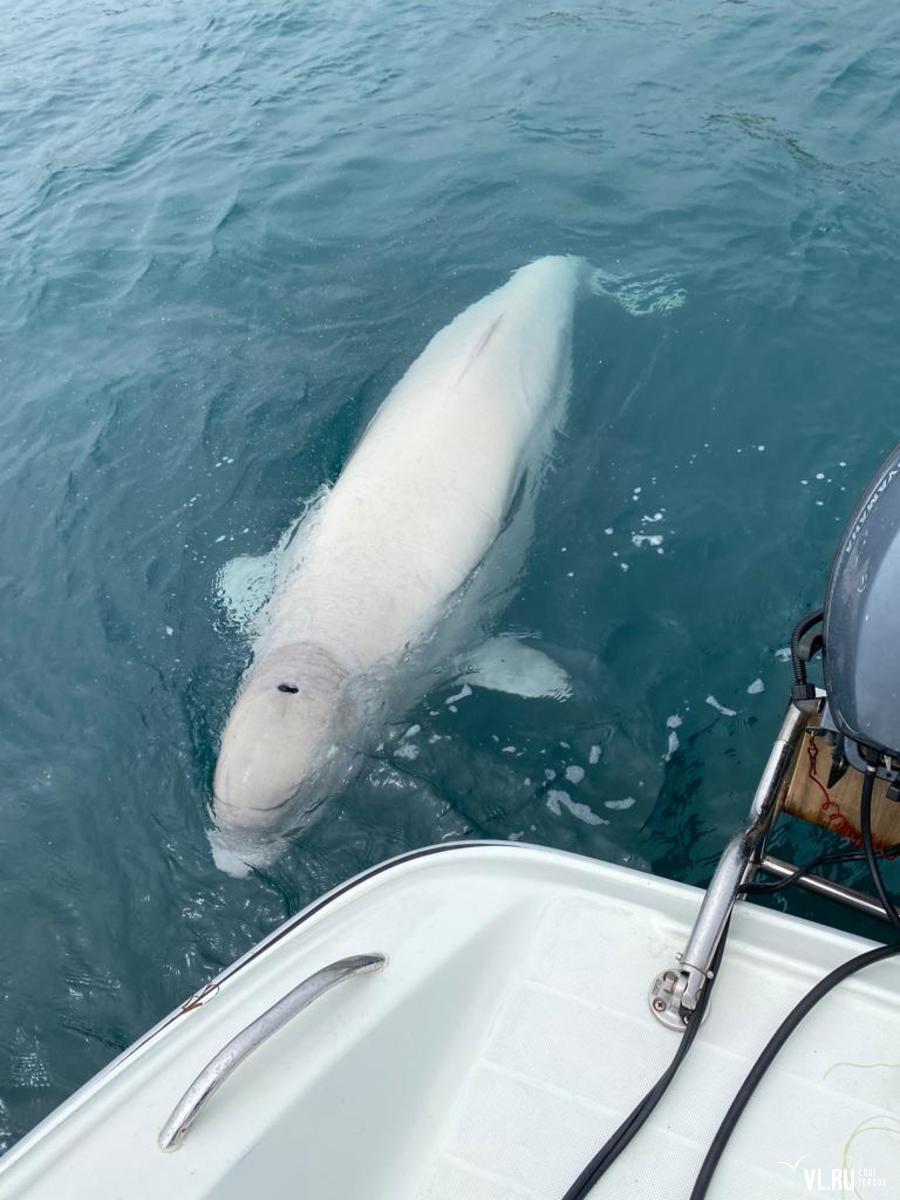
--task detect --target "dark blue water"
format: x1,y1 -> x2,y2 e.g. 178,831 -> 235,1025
2,0 -> 899,1151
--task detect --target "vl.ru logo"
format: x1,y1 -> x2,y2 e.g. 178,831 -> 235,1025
779,1157 -> 888,1192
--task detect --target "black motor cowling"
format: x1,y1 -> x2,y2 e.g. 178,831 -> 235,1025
823,444 -> 900,765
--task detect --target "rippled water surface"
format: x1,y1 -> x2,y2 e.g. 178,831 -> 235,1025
2,0 -> 900,1150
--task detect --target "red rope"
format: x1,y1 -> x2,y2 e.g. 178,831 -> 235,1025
807,738 -> 861,846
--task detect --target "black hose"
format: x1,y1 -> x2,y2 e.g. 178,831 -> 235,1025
561,762 -> 899,1199
689,768 -> 900,1198
859,769 -> 900,933
789,608 -> 823,688
688,940 -> 900,1200
560,926 -> 729,1200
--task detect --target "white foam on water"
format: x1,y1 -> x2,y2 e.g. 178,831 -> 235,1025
591,267 -> 687,315
589,744 -> 602,765
747,678 -> 765,694
10,1033 -> 51,1090
214,509 -> 315,637
565,765 -> 585,785
706,694 -> 737,716
444,683 -> 472,705
605,797 -> 636,811
216,549 -> 281,634
632,533 -> 664,549
775,647 -> 792,661
394,743 -> 419,761
546,789 -> 608,826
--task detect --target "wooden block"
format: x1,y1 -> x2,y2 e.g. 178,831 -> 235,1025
781,719 -> 900,849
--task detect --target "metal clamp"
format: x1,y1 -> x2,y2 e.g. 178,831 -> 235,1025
158,953 -> 386,1151
650,702 -> 808,1030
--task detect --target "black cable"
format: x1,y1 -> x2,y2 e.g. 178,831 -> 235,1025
560,925 -> 730,1200
688,940 -> 900,1200
859,769 -> 900,933
561,768 -> 899,1199
790,608 -> 823,689
741,843 -> 900,896
690,769 -> 900,1198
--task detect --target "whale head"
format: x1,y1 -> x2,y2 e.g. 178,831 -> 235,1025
211,642 -> 351,868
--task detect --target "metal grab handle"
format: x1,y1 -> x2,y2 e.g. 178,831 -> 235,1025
158,953 -> 386,1151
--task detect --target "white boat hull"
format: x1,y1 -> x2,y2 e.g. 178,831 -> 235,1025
1,843 -> 897,1198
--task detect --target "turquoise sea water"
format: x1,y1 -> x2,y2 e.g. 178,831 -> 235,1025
2,0 -> 900,1151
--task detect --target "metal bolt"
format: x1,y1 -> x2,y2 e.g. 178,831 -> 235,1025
652,998 -> 666,1013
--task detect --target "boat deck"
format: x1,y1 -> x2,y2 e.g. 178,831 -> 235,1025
1,843 -> 896,1199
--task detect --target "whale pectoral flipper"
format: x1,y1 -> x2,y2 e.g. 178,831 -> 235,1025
458,635 -> 572,701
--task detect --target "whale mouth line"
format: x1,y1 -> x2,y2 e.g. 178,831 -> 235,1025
214,789 -> 297,825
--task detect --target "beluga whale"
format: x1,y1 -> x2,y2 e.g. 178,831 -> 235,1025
210,255 -> 637,874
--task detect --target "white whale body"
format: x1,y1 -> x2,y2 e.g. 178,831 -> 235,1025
211,256 -> 589,873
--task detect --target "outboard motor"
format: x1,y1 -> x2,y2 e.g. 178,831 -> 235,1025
797,445 -> 900,792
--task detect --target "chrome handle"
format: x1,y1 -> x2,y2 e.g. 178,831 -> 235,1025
158,953 -> 386,1151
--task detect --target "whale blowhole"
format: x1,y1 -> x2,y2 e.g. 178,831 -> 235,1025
277,683 -> 300,694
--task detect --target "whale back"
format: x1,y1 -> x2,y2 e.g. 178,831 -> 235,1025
264,255 -> 584,671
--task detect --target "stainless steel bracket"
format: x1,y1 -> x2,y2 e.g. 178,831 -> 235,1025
649,702 -> 807,1030
759,855 -> 892,922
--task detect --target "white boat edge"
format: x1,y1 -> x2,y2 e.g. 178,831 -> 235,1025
0,841 -> 897,1198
